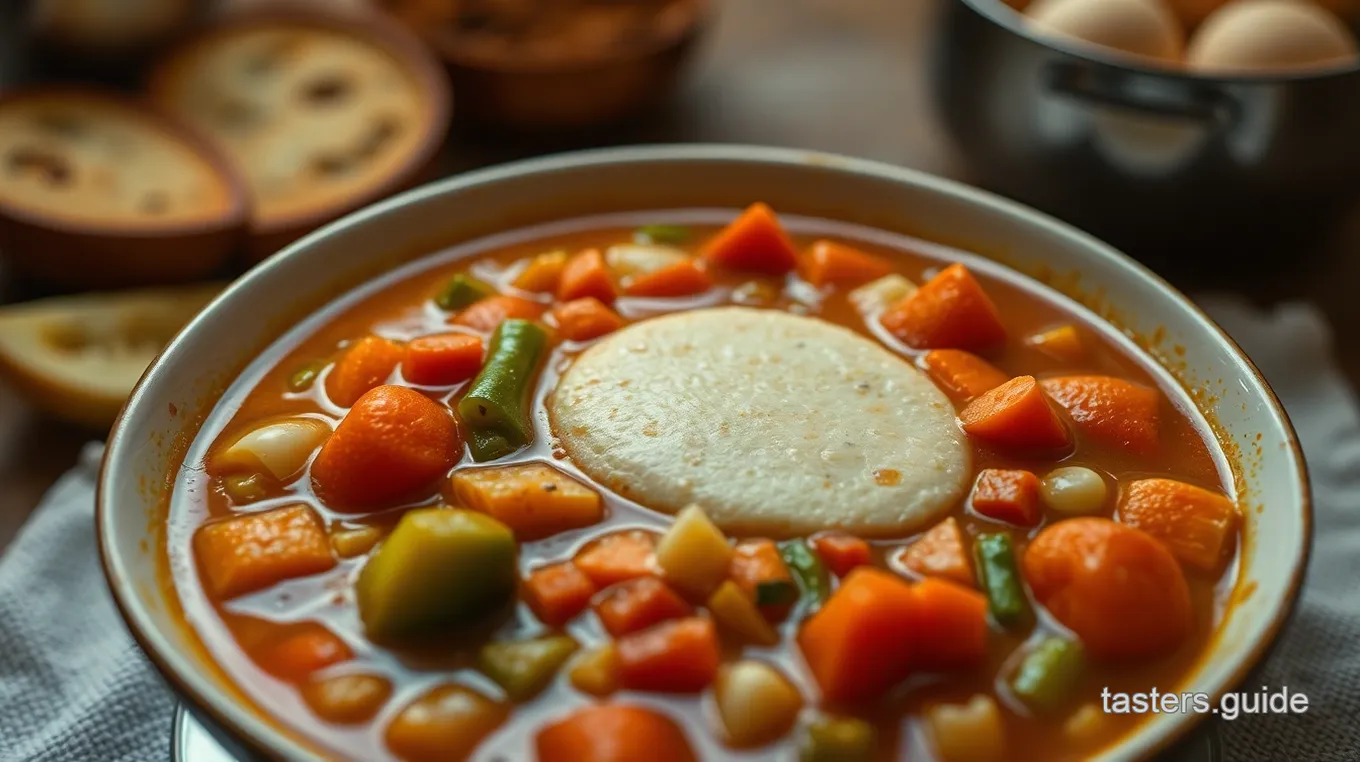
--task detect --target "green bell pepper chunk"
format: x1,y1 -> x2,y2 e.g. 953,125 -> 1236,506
779,539 -> 829,614
478,634 -> 579,701
633,224 -> 691,244
435,274 -> 494,311
1011,637 -> 1085,711
799,714 -> 875,762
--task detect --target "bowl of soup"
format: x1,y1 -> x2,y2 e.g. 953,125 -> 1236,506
97,145 -> 1310,762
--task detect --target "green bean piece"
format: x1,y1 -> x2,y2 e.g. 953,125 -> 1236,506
478,634 -> 578,701
633,224 -> 691,244
755,579 -> 799,607
800,714 -> 875,762
223,473 -> 267,504
779,539 -> 830,613
435,274 -> 494,311
457,319 -> 548,461
286,361 -> 325,392
1011,637 -> 1085,711
974,532 -> 1031,629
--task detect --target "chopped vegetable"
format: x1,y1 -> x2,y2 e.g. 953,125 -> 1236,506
1120,478 -> 1239,572
574,529 -> 658,587
524,561 -> 597,626
730,539 -> 797,617
511,250 -> 569,294
879,264 -> 1006,351
1040,466 -> 1109,515
1011,637 -> 1086,711
654,505 -> 733,599
706,580 -> 780,646
799,715 -> 875,762
222,473 -> 267,504
959,375 -> 1071,451
1041,375 -> 1161,454
1064,703 -> 1107,743
287,360 -> 325,392
558,248 -> 617,304
403,333 -> 484,386
848,273 -> 916,315
257,622 -> 353,683
1027,324 -> 1085,362
568,644 -> 618,697
552,297 -> 625,342
355,508 -> 516,641
920,349 -> 1009,403
634,224 -> 692,244
906,577 -> 989,670
623,259 -> 713,298
194,504 -> 335,599
779,538 -> 830,613
330,524 -> 385,558
1024,518 -> 1191,660
616,617 -> 721,693
327,336 -> 404,407
733,279 -> 781,306
478,634 -> 579,701
214,418 -> 330,481
927,695 -> 1007,762
974,532 -> 1031,629
457,319 -> 547,462
713,660 -> 804,746
536,704 -> 697,762
605,242 -> 688,278
452,295 -> 546,333
700,202 -> 799,275
970,468 -> 1043,527
811,533 -> 872,578
435,273 -> 494,311
301,672 -> 392,725
898,517 -> 974,587
592,576 -> 693,636
385,683 -> 508,762
797,568 -> 916,703
311,385 -> 461,508
803,240 -> 894,287
451,462 -> 603,540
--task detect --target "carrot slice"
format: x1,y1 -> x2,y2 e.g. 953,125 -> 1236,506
257,622 -> 353,683
879,264 -> 1006,350
512,250 -> 569,294
1120,478 -> 1239,573
921,349 -> 1009,403
811,532 -> 872,578
905,578 -> 989,670
574,530 -> 658,587
552,297 -> 625,342
959,375 -> 1070,451
700,203 -> 799,275
970,468 -> 1043,527
729,539 -> 797,620
898,517 -> 974,587
797,568 -> 917,703
327,335 -> 404,407
525,562 -> 598,627
536,704 -> 697,762
558,248 -> 618,304
616,617 -> 721,693
452,295 -> 546,333
592,576 -> 693,636
195,504 -> 336,600
623,259 -> 714,298
803,240 -> 894,287
1027,324 -> 1084,362
1041,375 -> 1160,455
403,333 -> 484,386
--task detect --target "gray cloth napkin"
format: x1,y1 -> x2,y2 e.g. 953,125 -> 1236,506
0,299 -> 1355,762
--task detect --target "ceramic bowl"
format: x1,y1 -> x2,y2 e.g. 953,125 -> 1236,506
97,144 -> 1311,761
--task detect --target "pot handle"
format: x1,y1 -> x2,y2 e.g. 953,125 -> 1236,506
1043,60 -> 1239,126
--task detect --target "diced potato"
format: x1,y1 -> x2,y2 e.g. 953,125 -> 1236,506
331,525 -> 385,558
478,634 -> 579,701
194,504 -> 335,599
1040,466 -> 1109,516
707,580 -> 779,646
568,643 -> 619,697
654,504 -> 733,598
605,243 -> 689,281
1064,702 -> 1107,744
927,695 -> 1007,762
848,274 -> 917,316
1027,324 -> 1084,362
214,418 -> 331,481
385,683 -> 508,762
799,714 -> 875,762
714,660 -> 804,746
511,250 -> 569,293
451,463 -> 604,541
301,673 -> 393,725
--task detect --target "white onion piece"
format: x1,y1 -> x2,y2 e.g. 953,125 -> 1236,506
605,243 -> 689,280
216,418 -> 331,481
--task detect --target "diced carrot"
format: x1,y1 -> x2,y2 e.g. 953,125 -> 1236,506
512,250 -> 569,294
879,264 -> 1006,351
905,578 -> 989,670
797,568 -> 917,703
616,617 -> 721,693
525,562 -> 598,627
536,704 -> 697,762
257,622 -> 353,683
326,336 -> 404,407
623,259 -> 714,298
921,349 -> 1009,403
451,462 -> 604,540
811,532 -> 872,578
970,468 -> 1043,527
194,504 -> 336,599
403,333 -> 484,386
803,240 -> 894,287
959,375 -> 1071,451
593,576 -> 693,636
1041,376 -> 1161,455
574,530 -> 659,587
1120,478 -> 1239,573
310,385 -> 461,509
729,539 -> 797,620
558,248 -> 618,304
452,295 -> 546,333
553,297 -> 625,342
1027,324 -> 1084,362
700,203 -> 799,275
898,517 -> 974,587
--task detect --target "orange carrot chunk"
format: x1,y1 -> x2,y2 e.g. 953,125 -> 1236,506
803,240 -> 894,287
452,295 -> 546,333
729,539 -> 798,620
700,203 -> 799,275
536,704 -> 697,762
959,375 -> 1071,451
970,468 -> 1043,527
1027,324 -> 1085,362
194,504 -> 336,600
921,349 -> 1010,403
553,297 -> 625,342
905,577 -> 989,671
593,576 -> 694,636
257,622 -> 353,683
574,530 -> 659,587
623,259 -> 714,298
616,617 -> 721,693
326,335 -> 404,407
1120,478 -> 1240,573
879,264 -> 1006,351
797,568 -> 917,703
403,333 -> 484,386
811,532 -> 873,578
558,248 -> 618,304
1042,375 -> 1161,455
524,562 -> 598,627
898,517 -> 974,587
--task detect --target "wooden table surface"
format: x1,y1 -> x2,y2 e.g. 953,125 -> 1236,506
1,0 -> 1357,551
